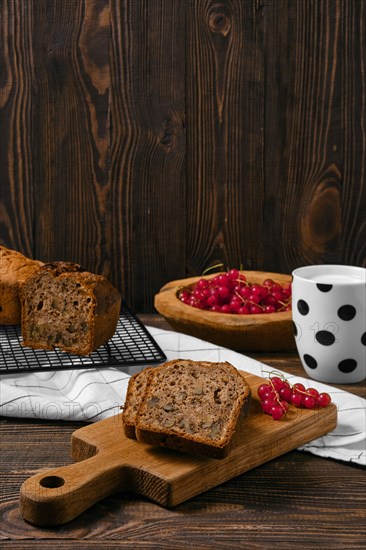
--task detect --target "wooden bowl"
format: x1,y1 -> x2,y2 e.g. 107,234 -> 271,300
154,271 -> 296,352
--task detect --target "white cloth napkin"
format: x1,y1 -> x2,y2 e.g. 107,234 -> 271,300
1,326 -> 365,466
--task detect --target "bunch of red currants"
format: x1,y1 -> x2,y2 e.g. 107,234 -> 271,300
257,374 -> 332,420
178,269 -> 291,314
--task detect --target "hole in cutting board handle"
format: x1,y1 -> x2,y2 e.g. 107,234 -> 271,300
40,475 -> 65,489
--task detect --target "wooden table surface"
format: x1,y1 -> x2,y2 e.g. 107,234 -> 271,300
1,315 -> 365,549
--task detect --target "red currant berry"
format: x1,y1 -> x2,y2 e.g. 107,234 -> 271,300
184,272 -> 292,316
271,377 -> 286,391
272,290 -> 284,302
217,274 -> 230,286
263,295 -> 277,306
206,295 -> 218,307
179,290 -> 191,303
303,395 -> 316,409
262,399 -> 275,414
193,289 -> 205,301
228,268 -> 240,280
279,385 -> 293,402
238,286 -> 251,298
257,383 -> 271,400
217,286 -> 230,299
229,301 -> 241,313
263,388 -> 277,401
282,288 -> 291,299
270,403 -> 284,420
290,392 -> 303,407
250,304 -> 263,314
271,283 -> 282,292
196,278 -> 209,290
248,294 -> 261,304
293,383 -> 306,393
318,392 -> 332,407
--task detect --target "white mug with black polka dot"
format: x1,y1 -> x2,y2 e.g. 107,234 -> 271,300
292,265 -> 366,384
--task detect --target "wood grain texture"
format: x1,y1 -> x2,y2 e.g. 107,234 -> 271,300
0,0 -> 35,255
2,449 -> 365,547
0,316 -> 365,545
154,270 -> 295,351
19,370 -> 336,526
0,0 -> 365,313
186,0 -> 265,274
31,0 -> 112,276
263,0 -> 366,269
109,0 -> 186,310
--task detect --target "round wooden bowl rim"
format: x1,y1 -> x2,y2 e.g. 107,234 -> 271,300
154,271 -> 292,330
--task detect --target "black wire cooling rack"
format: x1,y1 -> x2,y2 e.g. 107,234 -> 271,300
0,302 -> 166,374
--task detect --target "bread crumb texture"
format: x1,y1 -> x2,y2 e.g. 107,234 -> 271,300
124,360 -> 251,458
21,261 -> 121,355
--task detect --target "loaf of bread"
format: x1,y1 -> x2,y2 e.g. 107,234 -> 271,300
0,245 -> 43,325
122,359 -> 251,459
20,261 -> 121,355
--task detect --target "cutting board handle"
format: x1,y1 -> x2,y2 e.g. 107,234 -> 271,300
20,453 -> 126,526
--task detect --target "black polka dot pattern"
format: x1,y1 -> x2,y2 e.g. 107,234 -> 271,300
297,299 -> 309,315
295,281 -> 365,380
338,304 -> 356,321
316,283 -> 333,292
304,354 -> 317,369
338,359 -> 358,373
315,330 -> 336,346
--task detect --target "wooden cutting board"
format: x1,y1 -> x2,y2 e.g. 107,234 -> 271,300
20,371 -> 337,526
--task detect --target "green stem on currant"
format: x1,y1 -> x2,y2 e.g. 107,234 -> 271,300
263,370 -> 287,381
202,263 -> 225,276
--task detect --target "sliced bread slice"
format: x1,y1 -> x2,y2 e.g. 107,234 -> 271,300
123,359 -> 251,459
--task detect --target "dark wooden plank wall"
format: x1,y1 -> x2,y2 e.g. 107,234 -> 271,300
1,0 -> 365,312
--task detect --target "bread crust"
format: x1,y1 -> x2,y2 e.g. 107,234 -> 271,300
123,360 -> 251,459
122,368 -> 154,438
0,246 -> 43,325
20,261 -> 121,355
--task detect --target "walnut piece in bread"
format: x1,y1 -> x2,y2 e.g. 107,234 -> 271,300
0,245 -> 43,325
20,261 -> 121,355
122,359 -> 251,459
